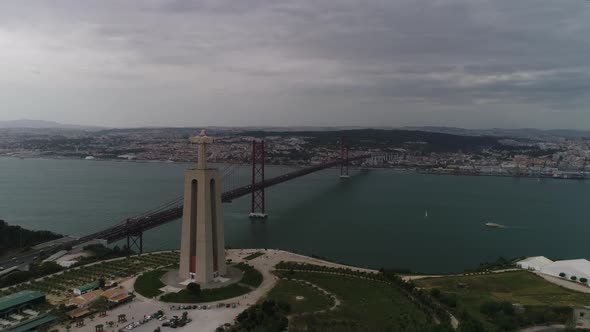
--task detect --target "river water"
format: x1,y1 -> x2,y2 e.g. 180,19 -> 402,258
1,157 -> 588,273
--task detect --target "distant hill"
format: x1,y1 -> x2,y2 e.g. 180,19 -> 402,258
243,128 -> 500,153
403,126 -> 590,139
0,119 -> 101,130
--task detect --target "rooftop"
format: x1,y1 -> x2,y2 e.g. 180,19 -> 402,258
76,281 -> 100,293
3,313 -> 56,332
0,291 -> 45,313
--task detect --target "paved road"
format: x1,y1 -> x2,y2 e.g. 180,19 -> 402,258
0,237 -> 79,271
534,272 -> 590,294
517,324 -> 565,332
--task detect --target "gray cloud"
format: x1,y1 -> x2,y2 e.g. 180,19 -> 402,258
0,0 -> 589,128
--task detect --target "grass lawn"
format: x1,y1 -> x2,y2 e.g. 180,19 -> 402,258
243,252 -> 265,261
134,269 -> 166,298
160,283 -> 251,303
158,264 -> 263,303
414,271 -> 590,329
236,263 -> 263,288
265,279 -> 334,315
275,271 -> 435,332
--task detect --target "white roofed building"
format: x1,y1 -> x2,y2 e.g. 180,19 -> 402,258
516,256 -> 554,271
517,257 -> 590,286
540,259 -> 590,284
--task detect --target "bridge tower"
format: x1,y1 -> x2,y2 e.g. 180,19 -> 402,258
125,219 -> 143,256
179,130 -> 227,284
249,140 -> 268,219
340,137 -> 350,178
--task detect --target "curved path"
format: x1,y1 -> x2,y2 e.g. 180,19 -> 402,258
288,279 -> 341,316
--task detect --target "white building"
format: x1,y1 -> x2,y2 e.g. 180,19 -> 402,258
517,257 -> 590,285
540,259 -> 590,284
516,256 -> 553,271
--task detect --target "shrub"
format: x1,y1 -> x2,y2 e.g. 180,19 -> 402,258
580,278 -> 588,283
571,276 -> 577,281
186,282 -> 201,294
559,272 -> 566,278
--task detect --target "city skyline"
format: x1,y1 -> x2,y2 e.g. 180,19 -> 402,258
1,0 -> 589,129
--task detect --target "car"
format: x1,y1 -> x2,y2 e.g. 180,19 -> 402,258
162,322 -> 170,327
0,266 -> 4,270
225,304 -> 231,308
32,256 -> 38,261
158,316 -> 167,321
192,305 -> 197,309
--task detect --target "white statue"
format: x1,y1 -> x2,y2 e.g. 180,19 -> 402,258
191,130 -> 214,169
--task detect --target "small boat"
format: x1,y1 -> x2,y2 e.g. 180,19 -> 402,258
485,222 -> 503,228
424,210 -> 428,218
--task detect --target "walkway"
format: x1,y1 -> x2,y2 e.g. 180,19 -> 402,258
534,272 -> 590,294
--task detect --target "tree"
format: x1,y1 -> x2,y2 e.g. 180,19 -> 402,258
186,282 -> 200,295
559,272 -> 566,278
580,278 -> 588,283
571,276 -> 578,281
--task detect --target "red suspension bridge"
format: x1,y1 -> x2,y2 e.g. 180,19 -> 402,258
77,139 -> 371,253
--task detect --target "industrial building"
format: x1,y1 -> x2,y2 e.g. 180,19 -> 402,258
0,291 -> 45,318
73,281 -> 100,295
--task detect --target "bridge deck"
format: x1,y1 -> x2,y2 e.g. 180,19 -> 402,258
79,155 -> 370,243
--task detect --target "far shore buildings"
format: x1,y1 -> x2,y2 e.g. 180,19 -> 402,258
517,256 -> 590,284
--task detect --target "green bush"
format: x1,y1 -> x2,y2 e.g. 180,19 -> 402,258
186,282 -> 200,294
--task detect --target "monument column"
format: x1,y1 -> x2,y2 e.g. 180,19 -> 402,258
179,130 -> 226,283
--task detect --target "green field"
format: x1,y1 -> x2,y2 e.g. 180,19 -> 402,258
134,269 -> 166,298
415,271 -> 590,307
236,263 -> 263,288
275,271 -> 435,332
155,263 -> 263,303
415,271 -> 590,329
265,279 -> 334,315
0,251 -> 179,299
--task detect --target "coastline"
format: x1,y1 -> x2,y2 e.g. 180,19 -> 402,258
1,155 -> 586,181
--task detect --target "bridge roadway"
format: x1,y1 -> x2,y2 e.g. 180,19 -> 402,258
78,154 -> 371,244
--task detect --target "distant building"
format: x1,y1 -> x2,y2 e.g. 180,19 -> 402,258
67,286 -> 132,309
541,259 -> 590,284
67,289 -> 103,308
73,281 -> 100,295
0,290 -> 45,318
1,313 -> 56,332
516,256 -> 553,271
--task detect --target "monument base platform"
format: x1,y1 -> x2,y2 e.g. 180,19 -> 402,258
160,266 -> 243,290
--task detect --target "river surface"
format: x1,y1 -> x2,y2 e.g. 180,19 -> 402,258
1,157 -> 589,273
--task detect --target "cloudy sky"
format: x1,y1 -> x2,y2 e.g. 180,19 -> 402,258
0,0 -> 589,129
